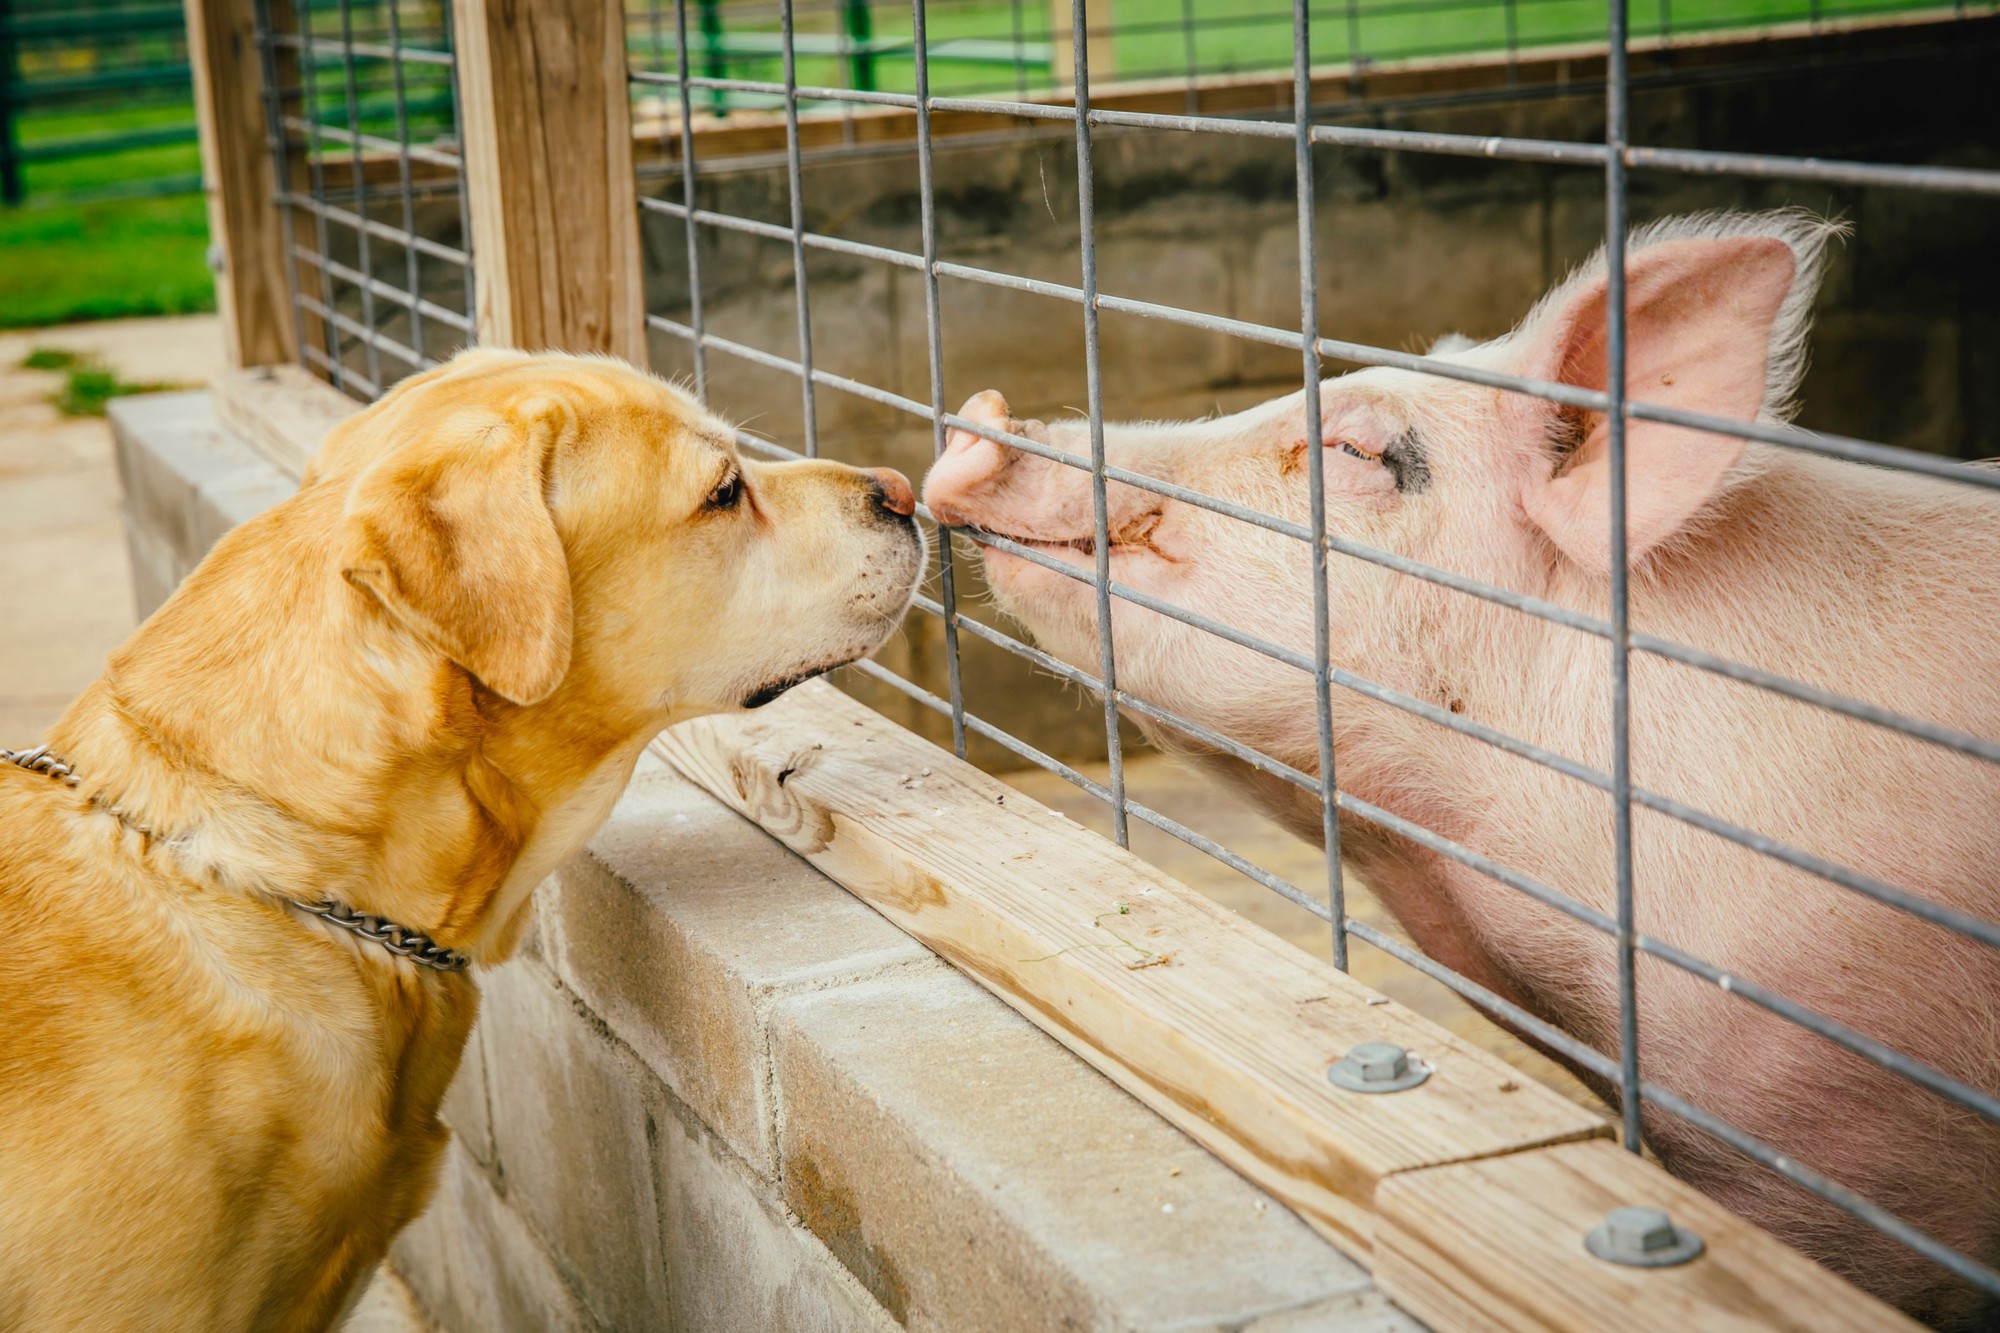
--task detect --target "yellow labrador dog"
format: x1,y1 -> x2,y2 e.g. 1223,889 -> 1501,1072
0,349 -> 923,1331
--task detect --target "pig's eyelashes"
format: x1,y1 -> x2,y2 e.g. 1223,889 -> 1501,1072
1336,440 -> 1383,463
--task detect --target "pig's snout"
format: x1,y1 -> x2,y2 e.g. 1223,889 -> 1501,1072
925,390 -> 1018,529
924,389 -> 1167,552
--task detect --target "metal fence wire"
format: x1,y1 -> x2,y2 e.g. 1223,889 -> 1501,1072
254,0 -> 474,399
630,0 -> 2000,1312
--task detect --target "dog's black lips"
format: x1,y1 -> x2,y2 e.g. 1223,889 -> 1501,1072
744,661 -> 843,709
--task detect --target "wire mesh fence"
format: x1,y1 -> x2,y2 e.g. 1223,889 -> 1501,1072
253,0 -> 474,399
631,0 -> 2000,1318
233,0 -> 2000,1312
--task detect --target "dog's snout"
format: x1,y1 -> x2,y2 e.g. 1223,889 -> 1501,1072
866,468 -> 916,518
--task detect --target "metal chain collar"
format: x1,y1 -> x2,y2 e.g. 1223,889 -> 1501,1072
3,744 -> 472,974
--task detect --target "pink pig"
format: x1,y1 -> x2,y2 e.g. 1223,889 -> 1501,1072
922,210 -> 2000,1325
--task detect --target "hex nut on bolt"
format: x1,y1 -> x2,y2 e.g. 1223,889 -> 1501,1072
1327,1040 -> 1431,1093
1584,1206 -> 1705,1268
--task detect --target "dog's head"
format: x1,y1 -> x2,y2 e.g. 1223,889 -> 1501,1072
308,349 -> 924,725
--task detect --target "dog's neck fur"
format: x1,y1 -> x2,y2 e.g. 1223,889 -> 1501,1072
47,485 -> 661,966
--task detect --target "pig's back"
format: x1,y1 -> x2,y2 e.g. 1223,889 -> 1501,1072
1617,449 -> 2000,1028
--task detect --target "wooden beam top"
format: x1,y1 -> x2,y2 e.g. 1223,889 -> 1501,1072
658,680 -> 1608,1252
1374,1139 -> 1924,1332
210,365 -> 361,480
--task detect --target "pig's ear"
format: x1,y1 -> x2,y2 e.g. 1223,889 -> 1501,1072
1514,213 -> 1834,568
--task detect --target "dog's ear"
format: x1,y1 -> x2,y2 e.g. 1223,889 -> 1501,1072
340,396 -> 574,706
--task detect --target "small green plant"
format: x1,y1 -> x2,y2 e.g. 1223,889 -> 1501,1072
20,347 -> 82,372
22,348 -> 178,417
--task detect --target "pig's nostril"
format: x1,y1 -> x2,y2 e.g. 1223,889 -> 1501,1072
866,467 -> 916,518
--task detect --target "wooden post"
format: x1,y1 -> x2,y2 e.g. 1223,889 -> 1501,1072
451,0 -> 648,364
184,0 -> 296,368
1049,0 -> 1116,91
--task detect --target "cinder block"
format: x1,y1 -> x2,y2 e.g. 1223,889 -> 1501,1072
342,1267 -> 431,1333
654,1093 -> 900,1333
391,1141 -> 592,1333
439,1018 -> 493,1170
511,892 -> 544,963
107,392 -> 267,575
771,968 -> 1387,1333
192,466 -> 296,557
545,755 -> 931,1172
1239,1292 -> 1427,1333
479,957 -> 669,1331
123,525 -> 177,622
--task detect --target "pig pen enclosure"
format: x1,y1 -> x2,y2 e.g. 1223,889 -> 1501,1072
184,0 -> 2000,1324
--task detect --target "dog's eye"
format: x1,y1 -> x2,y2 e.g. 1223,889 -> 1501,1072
705,470 -> 742,510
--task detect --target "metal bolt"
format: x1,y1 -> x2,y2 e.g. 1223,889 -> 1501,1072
1327,1040 -> 1430,1093
1584,1206 -> 1705,1268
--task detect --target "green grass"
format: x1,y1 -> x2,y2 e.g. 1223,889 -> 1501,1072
20,346 -> 183,417
0,77 -> 464,328
15,99 -> 203,197
0,192 -> 215,328
3,99 -> 215,329
655,0 -> 1969,106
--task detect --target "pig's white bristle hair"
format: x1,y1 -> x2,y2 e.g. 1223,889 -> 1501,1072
1427,332 -> 1480,356
1524,207 -> 1847,426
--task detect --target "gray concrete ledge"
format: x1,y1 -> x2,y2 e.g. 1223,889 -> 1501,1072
108,390 -> 299,620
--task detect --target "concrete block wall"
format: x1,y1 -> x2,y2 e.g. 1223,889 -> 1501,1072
109,394 -> 1425,1330
410,757 -> 1418,1331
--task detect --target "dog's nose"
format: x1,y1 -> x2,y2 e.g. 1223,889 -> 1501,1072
866,468 -> 916,518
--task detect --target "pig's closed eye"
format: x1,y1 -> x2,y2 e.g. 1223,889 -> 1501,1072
1337,440 -> 1383,463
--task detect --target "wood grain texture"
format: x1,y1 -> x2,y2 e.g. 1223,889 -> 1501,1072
184,0 -> 295,369
657,680 -> 1608,1253
211,365 -> 360,479
1374,1139 -> 1922,1332
452,0 -> 647,362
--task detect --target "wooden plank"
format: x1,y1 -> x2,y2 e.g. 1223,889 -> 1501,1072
451,0 -> 647,363
183,0 -> 295,369
1374,1139 -> 1922,1332
657,680 -> 1608,1254
210,364 -> 360,480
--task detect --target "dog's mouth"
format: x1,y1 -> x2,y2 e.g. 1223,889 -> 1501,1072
743,660 -> 847,709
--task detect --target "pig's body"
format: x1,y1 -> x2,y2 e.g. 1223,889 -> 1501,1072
924,211 -> 2000,1324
